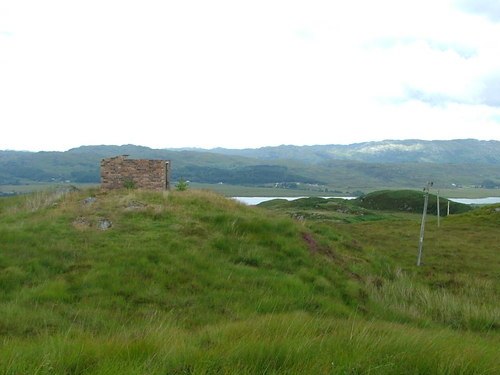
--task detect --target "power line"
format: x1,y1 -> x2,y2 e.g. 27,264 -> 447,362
417,181 -> 433,266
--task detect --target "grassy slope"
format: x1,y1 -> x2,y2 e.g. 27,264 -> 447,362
0,189 -> 498,374
258,197 -> 386,224
354,189 -> 472,215
256,190 -> 472,222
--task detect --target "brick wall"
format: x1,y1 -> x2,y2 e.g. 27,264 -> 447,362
101,155 -> 171,190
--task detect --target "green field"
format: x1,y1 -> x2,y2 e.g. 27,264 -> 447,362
0,183 -> 98,194
3,182 -> 500,199
174,183 -> 500,199
0,188 -> 498,373
189,183 -> 350,197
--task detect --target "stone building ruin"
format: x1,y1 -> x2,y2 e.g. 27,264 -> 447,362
101,155 -> 171,190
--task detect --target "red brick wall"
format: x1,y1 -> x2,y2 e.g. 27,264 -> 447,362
101,156 -> 170,190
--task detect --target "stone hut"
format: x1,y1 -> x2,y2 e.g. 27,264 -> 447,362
101,155 -> 171,190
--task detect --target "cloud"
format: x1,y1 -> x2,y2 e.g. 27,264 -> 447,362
402,76 -> 500,109
403,88 -> 454,107
366,36 -> 476,59
490,113 -> 500,123
479,74 -> 500,107
1,0 -> 500,151
456,0 -> 500,22
364,27 -> 500,110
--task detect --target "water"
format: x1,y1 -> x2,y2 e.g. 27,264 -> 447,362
233,196 -> 500,206
449,197 -> 500,205
233,196 -> 356,205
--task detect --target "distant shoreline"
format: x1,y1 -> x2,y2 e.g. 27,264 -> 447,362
233,196 -> 500,206
2,182 -> 500,200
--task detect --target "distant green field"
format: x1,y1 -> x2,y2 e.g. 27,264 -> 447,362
3,182 -> 499,199
0,182 -> 339,197
187,183 -> 500,199
189,182 -> 350,197
0,183 -> 98,194
435,187 -> 500,198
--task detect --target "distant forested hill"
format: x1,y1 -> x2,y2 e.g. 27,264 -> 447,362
0,145 -> 319,186
201,139 -> 500,164
1,140 -> 500,189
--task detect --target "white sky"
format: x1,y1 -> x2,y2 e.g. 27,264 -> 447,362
1,0 -> 500,151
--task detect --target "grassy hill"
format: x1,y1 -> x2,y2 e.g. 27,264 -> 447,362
257,197 -> 383,223
0,188 -> 498,373
257,190 -> 472,222
354,189 -> 472,215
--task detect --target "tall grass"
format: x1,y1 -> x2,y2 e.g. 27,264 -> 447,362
0,189 -> 498,373
1,313 -> 498,374
366,270 -> 499,331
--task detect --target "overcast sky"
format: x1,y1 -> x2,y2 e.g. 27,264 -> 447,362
1,0 -> 500,151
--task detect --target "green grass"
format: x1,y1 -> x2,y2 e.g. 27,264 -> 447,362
2,313 -> 498,374
3,182 -> 500,199
437,187 -> 500,198
298,203 -> 500,333
353,187 -> 500,199
189,182 -> 347,197
258,197 -> 389,224
0,188 -> 499,373
0,183 -> 98,194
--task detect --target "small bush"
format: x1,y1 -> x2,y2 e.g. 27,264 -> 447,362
123,179 -> 137,190
175,179 -> 189,191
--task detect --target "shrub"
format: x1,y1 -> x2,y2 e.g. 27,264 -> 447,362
123,179 -> 137,190
175,179 -> 189,191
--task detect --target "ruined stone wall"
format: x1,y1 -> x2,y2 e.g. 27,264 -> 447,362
101,156 -> 170,190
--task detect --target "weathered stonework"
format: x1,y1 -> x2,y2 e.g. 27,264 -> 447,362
101,155 -> 171,190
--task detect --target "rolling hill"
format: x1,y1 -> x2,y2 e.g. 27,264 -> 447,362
200,139 -> 500,164
1,140 -> 500,190
0,188 -> 498,373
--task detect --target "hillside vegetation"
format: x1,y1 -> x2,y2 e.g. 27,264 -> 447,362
354,189 -> 472,215
257,190 -> 472,223
2,141 -> 500,190
0,188 -> 498,374
207,139 -> 500,164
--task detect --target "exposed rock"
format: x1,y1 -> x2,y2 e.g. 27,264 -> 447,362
83,197 -> 97,205
291,213 -> 305,221
125,200 -> 147,210
98,218 -> 112,230
56,185 -> 80,194
73,216 -> 91,229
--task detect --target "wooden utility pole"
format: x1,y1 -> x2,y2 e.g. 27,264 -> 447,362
437,190 -> 440,228
417,181 -> 433,266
